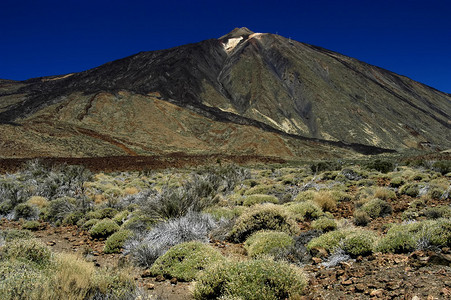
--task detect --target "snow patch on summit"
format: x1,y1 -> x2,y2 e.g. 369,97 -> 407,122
223,37 -> 243,52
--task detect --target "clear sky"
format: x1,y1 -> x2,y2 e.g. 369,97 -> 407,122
1,0 -> 450,93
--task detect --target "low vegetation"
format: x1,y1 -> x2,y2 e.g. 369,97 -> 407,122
0,157 -> 449,298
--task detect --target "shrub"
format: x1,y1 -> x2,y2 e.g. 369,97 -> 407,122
89,219 -> 120,239
202,206 -> 245,221
2,238 -> 52,265
104,230 -> 133,254
353,210 -> 371,226
244,230 -> 295,258
432,160 -> 451,175
22,220 -> 41,231
390,176 -> 405,188
294,190 -> 316,202
243,184 -> 284,196
62,212 -> 84,225
310,161 -> 341,173
85,210 -> 103,220
312,217 -> 337,232
364,159 -> 394,173
399,183 -> 420,197
376,219 -> 451,253
193,258 -> 307,300
422,205 -> 451,219
0,259 -> 48,299
149,241 -> 225,281
27,196 -> 49,209
0,229 -> 34,242
307,230 -> 348,253
113,210 -> 130,225
45,197 -> 77,223
340,231 -> 377,256
81,218 -> 100,231
125,212 -> 217,267
360,198 -> 392,219
242,194 -> 279,206
313,190 -> 337,211
120,212 -> 155,233
98,207 -> 119,219
373,188 -> 396,200
284,201 -> 323,221
228,204 -> 299,243
14,203 -> 39,220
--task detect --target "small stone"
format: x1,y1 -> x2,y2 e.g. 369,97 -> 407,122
411,296 -> 420,300
312,257 -> 322,264
46,241 -> 56,246
355,283 -> 365,292
310,247 -> 328,258
370,289 -> 384,297
146,283 -> 155,290
155,274 -> 165,282
141,270 -> 152,278
341,279 -> 352,286
170,277 -> 178,285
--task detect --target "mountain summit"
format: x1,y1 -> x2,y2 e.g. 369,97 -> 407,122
0,28 -> 449,158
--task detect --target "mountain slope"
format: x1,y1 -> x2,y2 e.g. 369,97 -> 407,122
0,28 -> 449,158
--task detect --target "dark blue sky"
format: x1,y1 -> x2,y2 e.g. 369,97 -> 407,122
1,0 -> 450,93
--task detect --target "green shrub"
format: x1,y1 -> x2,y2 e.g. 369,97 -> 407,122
2,238 -> 52,266
229,204 -> 299,242
310,161 -> 341,173
89,219 -> 120,239
62,212 -> 84,225
422,206 -> 451,219
113,210 -> 130,225
294,190 -> 316,202
243,184 -> 284,196
120,212 -> 154,232
307,230 -> 348,253
399,183 -> 420,197
432,161 -> 451,175
202,206 -> 245,220
364,159 -> 394,173
193,258 -> 306,300
284,201 -> 323,221
377,219 -> 451,253
311,217 -> 337,232
85,210 -> 103,220
242,194 -> 279,206
149,241 -> 225,281
0,229 -> 34,242
14,203 -> 39,220
312,190 -> 337,211
22,220 -> 41,231
353,209 -> 371,226
0,260 -> 48,299
244,230 -> 295,258
360,198 -> 392,219
81,218 -> 100,231
341,231 -> 377,256
104,230 -> 133,254
390,176 -> 404,188
98,207 -> 119,219
45,197 -> 77,223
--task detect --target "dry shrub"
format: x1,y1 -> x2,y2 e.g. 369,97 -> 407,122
27,196 -> 49,209
373,187 -> 396,200
313,191 -> 337,211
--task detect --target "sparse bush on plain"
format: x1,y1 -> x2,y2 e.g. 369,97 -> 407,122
284,201 -> 323,221
312,217 -> 337,232
193,258 -> 307,300
353,209 -> 371,226
399,183 -> 421,197
104,230 -> 133,254
22,220 -> 41,231
125,212 -> 217,267
242,194 -> 279,206
229,204 -> 299,243
313,190 -> 337,211
89,218 -> 120,239
340,230 -> 378,256
244,230 -> 295,258
149,241 -> 225,281
1,238 -> 52,266
360,198 -> 393,219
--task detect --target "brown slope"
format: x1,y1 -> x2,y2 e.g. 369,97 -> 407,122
0,28 -> 449,159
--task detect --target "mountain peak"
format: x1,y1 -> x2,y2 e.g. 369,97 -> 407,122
219,27 -> 255,40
